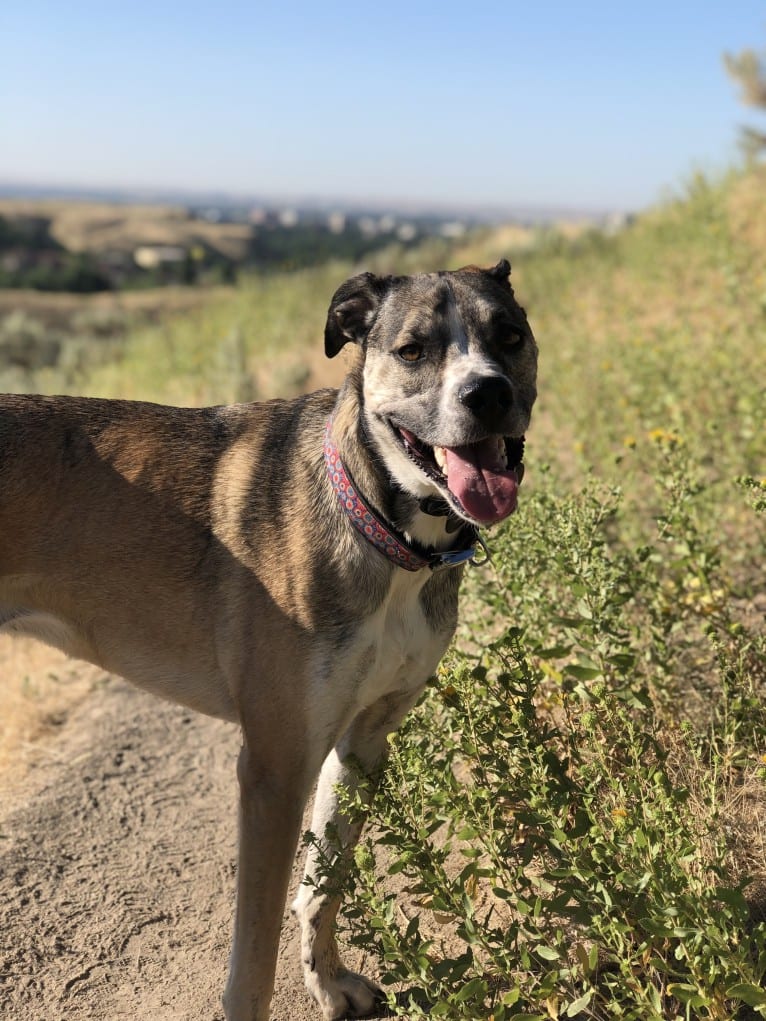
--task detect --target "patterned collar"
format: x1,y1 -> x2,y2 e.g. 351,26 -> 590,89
323,420 -> 483,572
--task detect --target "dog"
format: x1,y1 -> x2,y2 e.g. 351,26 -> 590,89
0,259 -> 537,1020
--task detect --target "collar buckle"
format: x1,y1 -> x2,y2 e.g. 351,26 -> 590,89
429,532 -> 491,571
429,547 -> 477,571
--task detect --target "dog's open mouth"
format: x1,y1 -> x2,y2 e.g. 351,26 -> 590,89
393,425 -> 525,525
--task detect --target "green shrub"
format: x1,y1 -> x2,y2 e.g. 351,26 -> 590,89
315,460 -> 765,1020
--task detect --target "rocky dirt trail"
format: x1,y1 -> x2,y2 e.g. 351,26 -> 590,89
0,674 -> 388,1021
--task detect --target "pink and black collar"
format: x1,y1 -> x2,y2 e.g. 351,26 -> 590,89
323,420 -> 484,572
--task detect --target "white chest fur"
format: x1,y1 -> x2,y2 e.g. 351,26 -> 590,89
311,568 -> 452,739
356,568 -> 448,706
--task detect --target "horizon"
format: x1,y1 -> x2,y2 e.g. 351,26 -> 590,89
0,177 -> 618,222
3,2 -> 766,213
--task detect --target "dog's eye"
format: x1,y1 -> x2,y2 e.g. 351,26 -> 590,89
492,314 -> 525,348
397,343 -> 424,363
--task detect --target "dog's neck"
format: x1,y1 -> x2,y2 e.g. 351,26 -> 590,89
330,381 -> 457,555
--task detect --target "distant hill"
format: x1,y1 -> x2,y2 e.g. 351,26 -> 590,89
0,197 -> 444,291
0,199 -> 254,262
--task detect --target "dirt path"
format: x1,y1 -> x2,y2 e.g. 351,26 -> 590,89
0,675 -> 387,1021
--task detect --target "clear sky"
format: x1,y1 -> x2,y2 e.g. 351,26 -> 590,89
2,1 -> 764,213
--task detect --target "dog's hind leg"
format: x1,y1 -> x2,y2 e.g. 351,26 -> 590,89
223,738 -> 311,1021
292,688 -> 421,1020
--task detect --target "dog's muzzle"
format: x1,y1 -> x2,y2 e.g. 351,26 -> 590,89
392,422 -> 525,527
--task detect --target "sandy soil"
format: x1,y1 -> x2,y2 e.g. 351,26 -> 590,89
0,671 -> 389,1021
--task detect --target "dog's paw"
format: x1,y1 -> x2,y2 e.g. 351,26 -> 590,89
306,966 -> 384,1020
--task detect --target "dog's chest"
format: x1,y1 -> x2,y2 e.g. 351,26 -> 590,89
343,569 -> 453,708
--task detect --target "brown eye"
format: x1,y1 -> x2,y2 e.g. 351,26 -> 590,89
397,343 -> 423,363
494,317 -> 525,347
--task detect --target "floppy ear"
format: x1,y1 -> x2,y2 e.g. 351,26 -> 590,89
324,272 -> 389,358
486,258 -> 512,288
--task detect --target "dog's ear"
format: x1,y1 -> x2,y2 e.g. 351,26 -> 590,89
486,258 -> 512,288
325,272 -> 389,358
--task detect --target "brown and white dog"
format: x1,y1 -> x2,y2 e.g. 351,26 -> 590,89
0,260 -> 537,1020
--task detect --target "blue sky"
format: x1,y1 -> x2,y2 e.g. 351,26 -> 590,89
2,1 -> 764,212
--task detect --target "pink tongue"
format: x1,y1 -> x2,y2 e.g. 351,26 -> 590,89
444,440 -> 519,524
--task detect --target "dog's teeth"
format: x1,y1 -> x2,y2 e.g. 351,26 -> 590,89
497,438 -> 508,468
434,446 -> 447,473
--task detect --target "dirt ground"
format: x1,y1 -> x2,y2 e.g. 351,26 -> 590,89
0,665 -> 390,1021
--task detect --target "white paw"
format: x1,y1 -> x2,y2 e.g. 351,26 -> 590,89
306,965 -> 383,1020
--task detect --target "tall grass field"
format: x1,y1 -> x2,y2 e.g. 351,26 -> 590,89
2,167 -> 765,1019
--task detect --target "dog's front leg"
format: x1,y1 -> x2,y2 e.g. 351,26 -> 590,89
292,689 -> 421,1020
223,740 -> 309,1021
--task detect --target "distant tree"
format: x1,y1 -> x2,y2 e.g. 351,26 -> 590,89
724,45 -> 766,155
181,251 -> 198,285
61,254 -> 111,293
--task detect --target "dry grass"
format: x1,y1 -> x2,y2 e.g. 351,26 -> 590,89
726,163 -> 766,253
0,198 -> 254,260
0,283 -> 228,323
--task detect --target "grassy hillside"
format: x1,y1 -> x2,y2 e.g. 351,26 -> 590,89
322,172 -> 761,1019
2,168 -> 765,1017
335,172 -> 766,1019
51,168 -> 765,562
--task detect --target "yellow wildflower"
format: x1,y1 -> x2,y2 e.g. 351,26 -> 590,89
647,427 -> 682,446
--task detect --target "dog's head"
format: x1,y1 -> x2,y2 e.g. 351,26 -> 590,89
325,260 -> 537,527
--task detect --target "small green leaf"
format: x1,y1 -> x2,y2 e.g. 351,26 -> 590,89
564,664 -> 602,680
536,644 -> 573,659
566,990 -> 594,1016
552,615 -> 588,627
668,983 -> 708,1007
534,943 -> 561,961
725,983 -> 766,1007
501,988 -> 521,1006
453,976 -> 488,1002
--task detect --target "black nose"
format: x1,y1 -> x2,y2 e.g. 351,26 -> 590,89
458,375 -> 513,424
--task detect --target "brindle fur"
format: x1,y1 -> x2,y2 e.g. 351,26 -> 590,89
0,262 -> 537,1021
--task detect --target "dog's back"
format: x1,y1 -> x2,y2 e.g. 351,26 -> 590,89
0,392 -> 335,719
